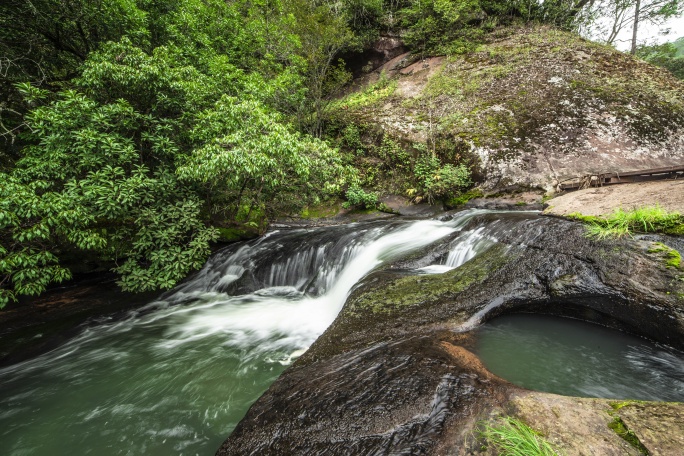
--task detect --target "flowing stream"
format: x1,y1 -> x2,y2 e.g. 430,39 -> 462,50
0,211 -> 491,456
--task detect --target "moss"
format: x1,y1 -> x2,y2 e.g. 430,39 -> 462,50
647,242 -> 682,269
664,224 -> 684,236
349,244 -> 511,315
566,212 -> 599,223
445,188 -> 484,208
215,226 -> 259,243
301,202 -> 341,219
607,416 -> 649,455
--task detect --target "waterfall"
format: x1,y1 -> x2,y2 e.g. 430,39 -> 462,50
0,210 -> 497,456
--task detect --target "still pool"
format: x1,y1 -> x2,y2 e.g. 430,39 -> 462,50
475,313 -> 684,401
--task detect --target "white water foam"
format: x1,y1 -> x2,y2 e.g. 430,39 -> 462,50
0,209 -> 506,456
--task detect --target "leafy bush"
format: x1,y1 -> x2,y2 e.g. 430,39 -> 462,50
414,153 -> 472,203
0,23 -> 351,305
343,184 -> 379,209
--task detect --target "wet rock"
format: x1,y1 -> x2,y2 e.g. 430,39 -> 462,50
217,213 -> 684,455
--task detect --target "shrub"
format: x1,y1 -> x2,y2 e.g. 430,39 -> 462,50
343,184 -> 379,209
414,153 -> 472,203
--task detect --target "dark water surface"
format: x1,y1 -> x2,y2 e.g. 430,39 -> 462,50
475,313 -> 684,401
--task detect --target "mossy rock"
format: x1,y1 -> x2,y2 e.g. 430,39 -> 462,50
300,202 -> 342,219
348,243 -> 511,315
215,226 -> 260,243
445,189 -> 484,209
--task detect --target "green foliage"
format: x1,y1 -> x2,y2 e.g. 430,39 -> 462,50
0,83 -> 221,299
400,0 -> 489,55
396,0 -> 590,55
637,42 -> 684,79
479,416 -> 560,456
414,153 -> 472,203
378,135 -> 412,171
343,185 -> 379,209
0,0 -> 360,303
330,73 -> 396,111
0,174 -> 74,308
570,206 -> 684,239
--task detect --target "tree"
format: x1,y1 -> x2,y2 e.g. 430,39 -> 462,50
0,18 -> 351,305
582,0 -> 683,52
637,40 -> 684,77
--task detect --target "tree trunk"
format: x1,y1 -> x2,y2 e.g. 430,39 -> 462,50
631,0 -> 641,54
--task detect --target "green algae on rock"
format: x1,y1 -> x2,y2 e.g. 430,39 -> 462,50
348,244 -> 511,315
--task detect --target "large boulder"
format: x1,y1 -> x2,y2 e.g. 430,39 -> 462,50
335,26 -> 684,193
216,213 -> 684,455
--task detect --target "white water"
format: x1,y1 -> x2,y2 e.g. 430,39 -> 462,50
0,210 -> 495,456
418,226 -> 497,274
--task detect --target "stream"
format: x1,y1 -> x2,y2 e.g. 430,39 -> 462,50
0,211 -> 489,456
2,210 -> 682,455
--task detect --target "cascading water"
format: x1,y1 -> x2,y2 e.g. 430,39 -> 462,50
0,210 -> 489,456
417,225 -> 497,274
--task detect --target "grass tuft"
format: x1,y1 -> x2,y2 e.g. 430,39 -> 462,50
479,416 -> 561,456
569,205 -> 684,239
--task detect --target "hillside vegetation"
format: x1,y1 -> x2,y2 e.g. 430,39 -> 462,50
1,0 -> 682,305
327,26 -> 684,194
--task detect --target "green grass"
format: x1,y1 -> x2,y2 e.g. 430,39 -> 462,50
569,205 -> 684,239
480,416 -> 561,456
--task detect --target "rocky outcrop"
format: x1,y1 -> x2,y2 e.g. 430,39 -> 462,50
334,26 -> 684,193
217,213 -> 684,455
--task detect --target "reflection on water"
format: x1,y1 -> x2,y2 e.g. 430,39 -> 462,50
475,313 -> 684,401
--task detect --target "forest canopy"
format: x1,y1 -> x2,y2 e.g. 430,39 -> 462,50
0,0 -> 680,305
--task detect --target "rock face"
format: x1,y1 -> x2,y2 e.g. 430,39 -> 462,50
337,26 -> 684,193
217,213 -> 684,455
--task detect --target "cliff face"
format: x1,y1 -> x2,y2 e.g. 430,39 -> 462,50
335,26 -> 684,193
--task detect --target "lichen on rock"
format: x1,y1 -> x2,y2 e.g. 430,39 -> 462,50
330,25 -> 684,194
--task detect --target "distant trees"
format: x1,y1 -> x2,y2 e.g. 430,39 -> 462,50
580,0 -> 683,53
637,38 -> 684,77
